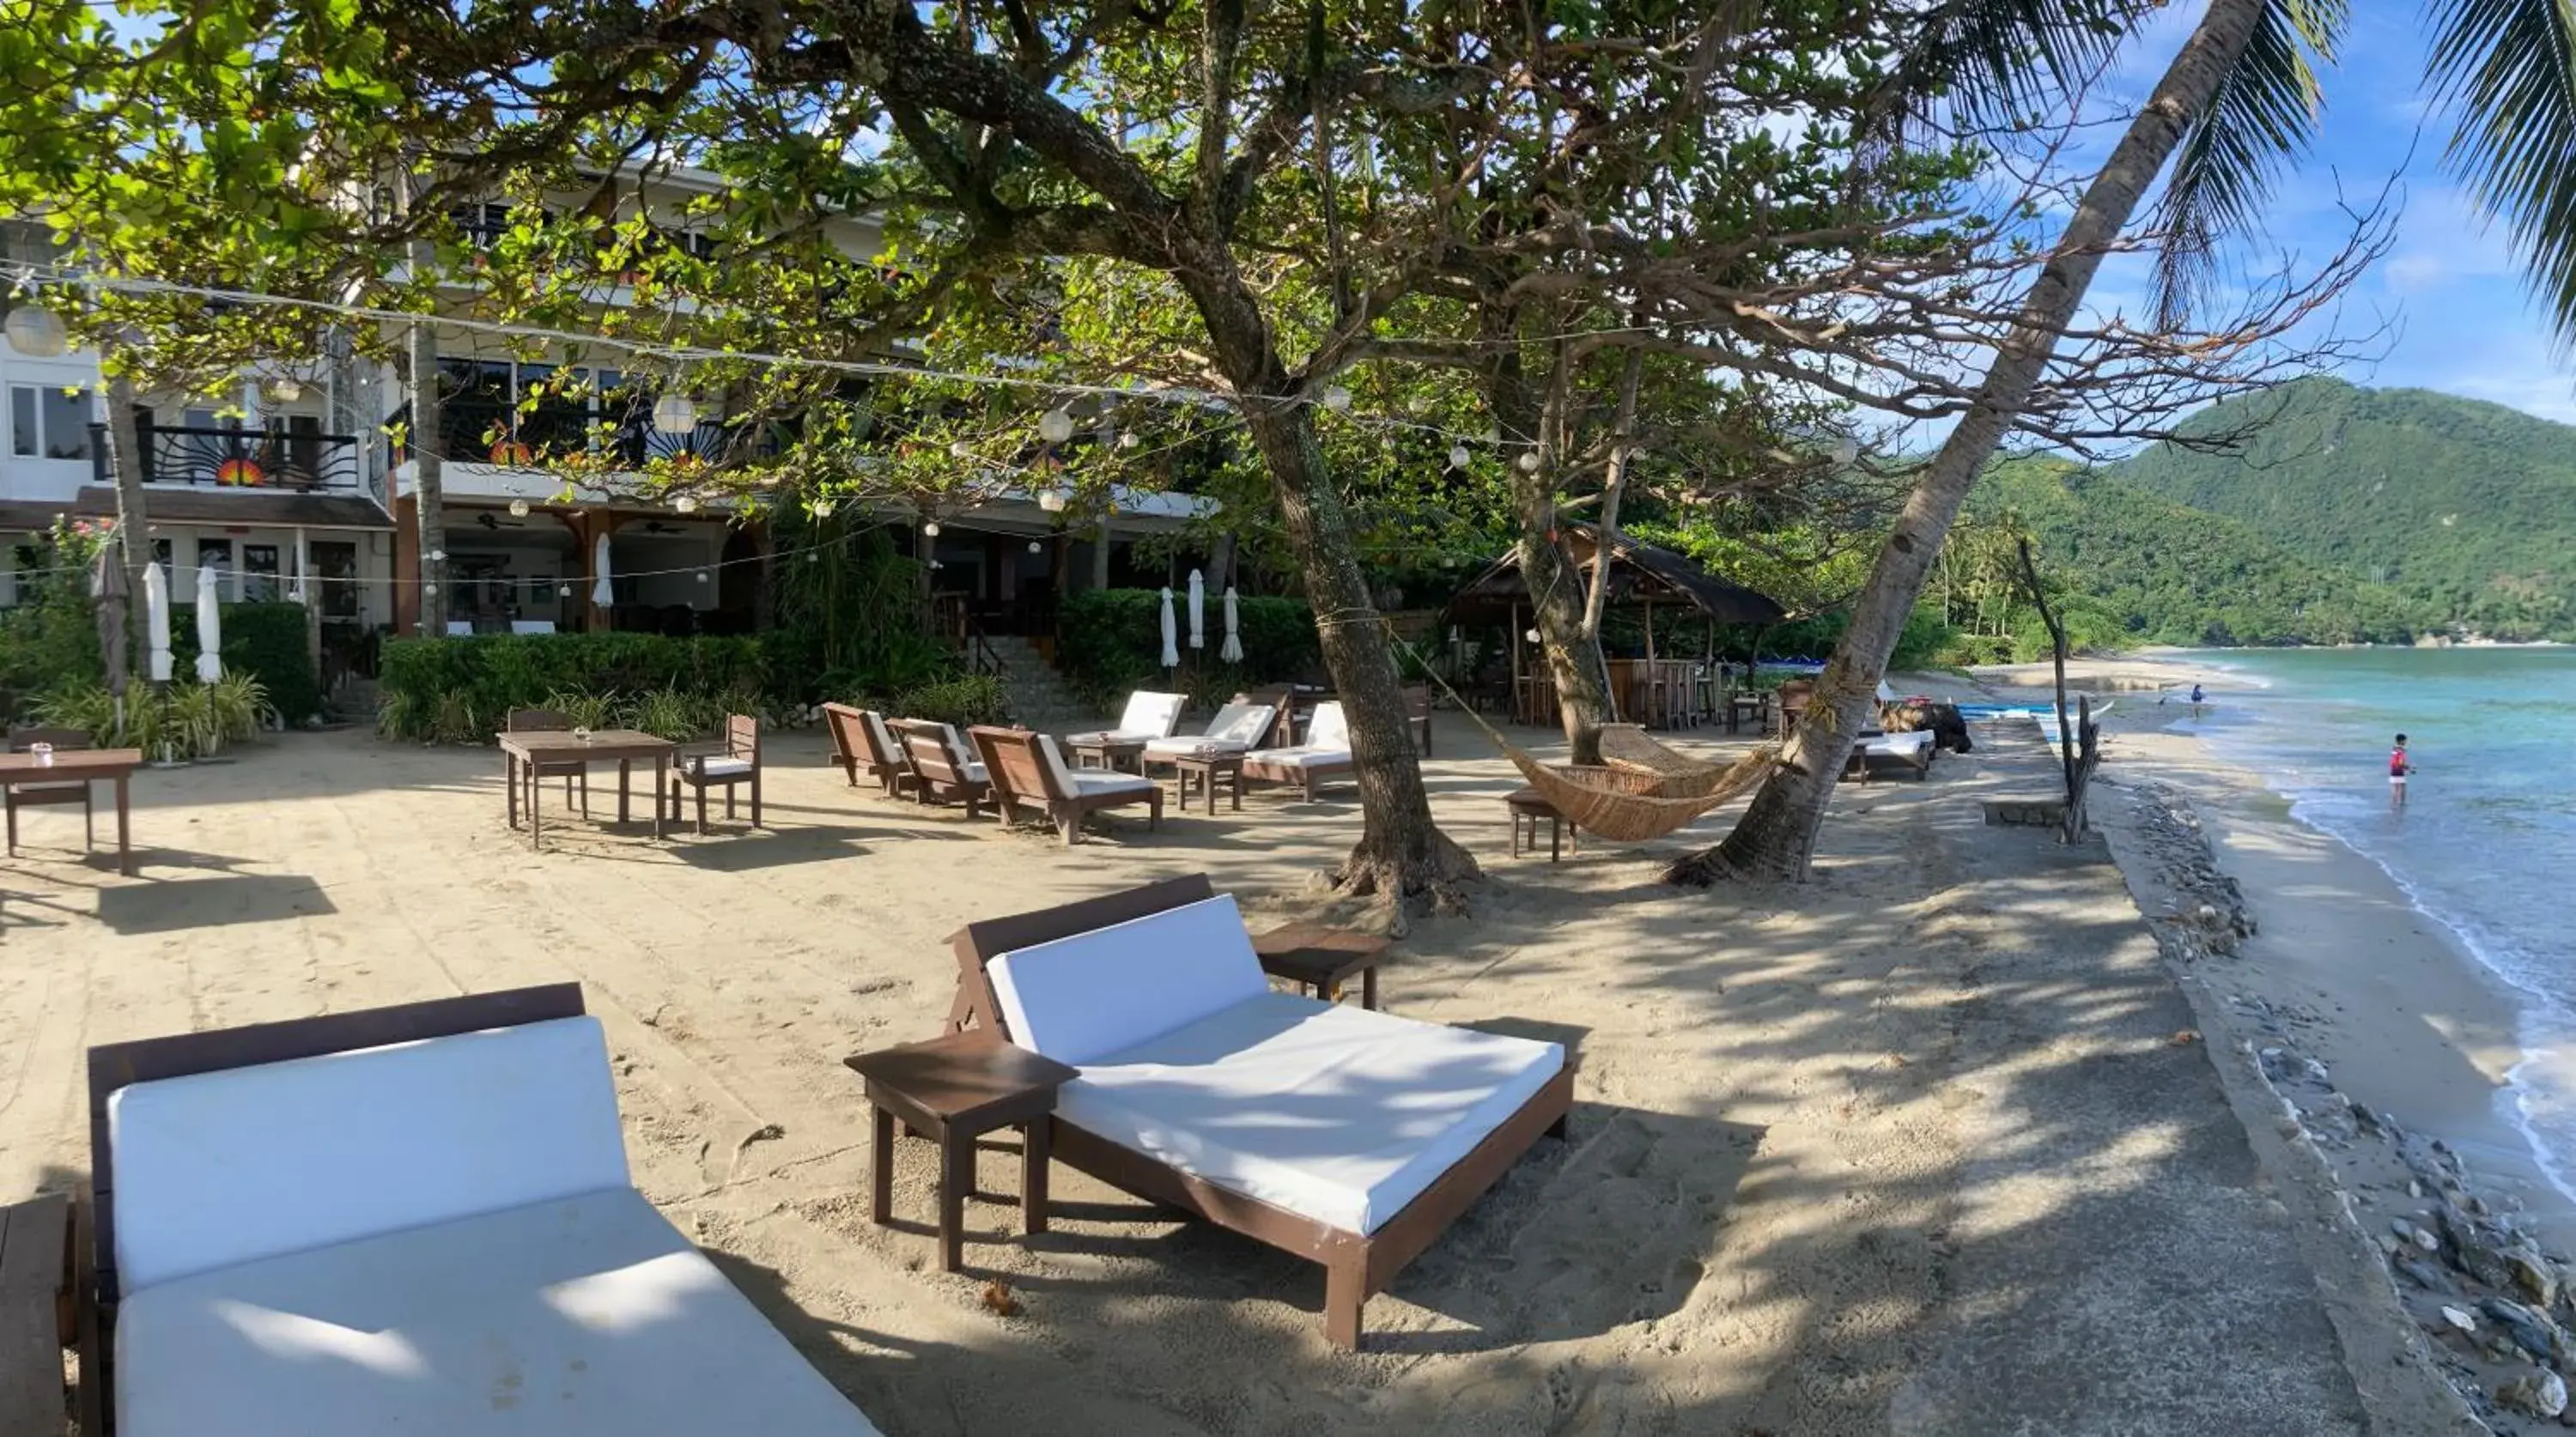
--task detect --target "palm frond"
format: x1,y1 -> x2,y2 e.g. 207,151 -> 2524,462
1864,0 -> 2155,149
2146,0 -> 2345,329
2424,0 -> 2576,344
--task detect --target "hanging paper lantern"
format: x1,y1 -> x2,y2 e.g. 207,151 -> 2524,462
264,376 -> 303,404
508,499 -> 531,518
1036,488 -> 1067,513
1320,385 -> 1352,413
1448,445 -> 1471,469
673,494 -> 699,513
921,519 -> 940,537
3,304 -> 68,358
1037,407 -> 1075,443
652,393 -> 698,434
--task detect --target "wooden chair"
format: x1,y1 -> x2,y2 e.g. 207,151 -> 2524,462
6,725 -> 94,855
968,725 -> 1162,845
890,718 -> 992,818
668,714 -> 762,834
505,708 -> 590,816
822,703 -> 908,795
1777,678 -> 1817,734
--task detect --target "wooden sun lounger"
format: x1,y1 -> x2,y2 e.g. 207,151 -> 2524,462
967,726 -> 1162,846
1844,730 -> 1935,782
11,986 -> 880,1437
889,719 -> 991,817
943,875 -> 1574,1350
822,703 -> 917,797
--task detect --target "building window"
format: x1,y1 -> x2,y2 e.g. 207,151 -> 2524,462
6,384 -> 93,461
243,543 -> 280,602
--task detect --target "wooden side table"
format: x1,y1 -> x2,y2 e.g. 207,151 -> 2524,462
1252,922 -> 1390,1010
1174,750 -> 1244,813
843,1033 -> 1078,1273
1067,736 -> 1146,773
1504,786 -> 1574,861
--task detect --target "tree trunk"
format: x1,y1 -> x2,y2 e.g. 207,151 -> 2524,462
1236,395 -> 1478,905
397,168 -> 448,637
1673,0 -> 2270,885
97,355 -> 149,664
1490,337 -> 1612,765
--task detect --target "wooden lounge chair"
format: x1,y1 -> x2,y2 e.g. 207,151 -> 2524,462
1845,729 -> 1936,782
505,707 -> 591,816
668,714 -> 762,832
6,725 -> 94,855
942,875 -> 1572,1350
1064,690 -> 1185,748
7,986 -> 883,1437
823,705 -> 919,797
1137,700 -> 1278,773
1241,699 -> 1356,800
968,725 -> 1162,845
889,718 -> 992,818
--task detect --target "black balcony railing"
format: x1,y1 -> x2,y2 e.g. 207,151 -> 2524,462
90,423 -> 361,491
433,395 -> 767,470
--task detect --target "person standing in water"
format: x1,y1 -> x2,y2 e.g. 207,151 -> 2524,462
2390,733 -> 2413,808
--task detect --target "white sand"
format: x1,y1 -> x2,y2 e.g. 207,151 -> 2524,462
0,714 -> 2382,1433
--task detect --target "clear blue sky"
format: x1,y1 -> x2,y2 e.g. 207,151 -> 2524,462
2087,3 -> 2576,422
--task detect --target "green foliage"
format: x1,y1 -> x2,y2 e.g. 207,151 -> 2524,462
890,676 -> 1009,729
0,519 -> 109,719
168,603 -> 320,725
763,518 -> 957,706
1054,589 -> 1321,710
2111,378 -> 2576,640
377,634 -> 764,743
35,669 -> 263,760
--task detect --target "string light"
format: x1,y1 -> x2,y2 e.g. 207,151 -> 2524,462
673,494 -> 698,513
1028,540 -> 1043,553
920,519 -> 940,537
508,498 -> 531,518
1516,452 -> 1541,473
1448,445 -> 1471,469
1321,385 -> 1352,413
1038,408 -> 1075,443
1117,431 -> 1140,450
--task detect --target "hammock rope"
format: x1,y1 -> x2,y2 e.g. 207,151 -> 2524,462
1431,673 -> 1779,843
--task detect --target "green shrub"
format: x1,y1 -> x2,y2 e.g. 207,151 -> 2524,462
891,675 -> 1009,729
1054,589 -> 1320,709
169,603 -> 320,725
377,633 -> 765,743
623,686 -> 726,742
33,668 -> 264,760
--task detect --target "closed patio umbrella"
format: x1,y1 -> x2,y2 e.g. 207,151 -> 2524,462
92,545 -> 129,729
194,560 -> 223,682
1221,586 -> 1243,663
590,532 -> 613,607
1158,586 -> 1179,669
1187,568 -> 1205,650
143,561 -> 172,684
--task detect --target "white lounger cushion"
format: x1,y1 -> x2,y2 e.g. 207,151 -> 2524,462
1060,991 -> 1564,1234
690,756 -> 754,779
115,1186 -> 880,1437
1859,731 -> 1935,757
1142,702 -> 1272,758
1072,771 -> 1155,796
1069,690 -> 1186,745
989,894 -> 1270,1065
1307,700 -> 1350,749
1242,746 -> 1351,771
108,1016 -> 630,1293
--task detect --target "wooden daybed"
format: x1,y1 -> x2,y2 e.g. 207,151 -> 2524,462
968,725 -> 1163,844
1239,698 -> 1357,801
4,987 -> 882,1437
1844,729 -> 1937,782
942,875 -> 1574,1349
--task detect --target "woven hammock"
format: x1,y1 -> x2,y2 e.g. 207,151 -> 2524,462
1455,708 -> 1778,843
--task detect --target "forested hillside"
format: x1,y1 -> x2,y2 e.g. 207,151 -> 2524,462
1955,457 -> 2429,651
2111,378 -> 2576,640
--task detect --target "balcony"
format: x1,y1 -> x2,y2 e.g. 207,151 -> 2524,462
89,423 -> 361,491
429,396 -> 770,472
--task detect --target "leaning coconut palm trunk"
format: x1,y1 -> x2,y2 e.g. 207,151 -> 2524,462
1674,0 -> 2275,884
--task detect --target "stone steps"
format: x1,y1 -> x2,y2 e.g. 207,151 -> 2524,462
980,636 -> 1102,731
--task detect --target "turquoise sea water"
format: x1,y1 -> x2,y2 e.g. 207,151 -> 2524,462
2172,646 -> 2576,1194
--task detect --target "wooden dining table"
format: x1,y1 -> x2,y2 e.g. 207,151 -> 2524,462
0,747 -> 143,876
498,729 -> 677,849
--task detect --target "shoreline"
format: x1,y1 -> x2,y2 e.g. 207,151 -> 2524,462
1943,653 -> 2576,1240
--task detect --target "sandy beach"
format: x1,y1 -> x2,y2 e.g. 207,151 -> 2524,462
0,706 -> 2449,1433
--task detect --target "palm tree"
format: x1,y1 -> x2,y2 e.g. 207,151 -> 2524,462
1680,0 -> 2576,883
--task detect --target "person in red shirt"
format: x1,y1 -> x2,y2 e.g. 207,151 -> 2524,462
2390,734 -> 2412,808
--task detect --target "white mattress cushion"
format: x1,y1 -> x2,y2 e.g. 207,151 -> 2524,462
1060,991 -> 1564,1234
963,760 -> 989,784
1246,746 -> 1352,771
692,756 -> 753,779
108,1016 -> 631,1293
860,711 -> 900,761
987,894 -> 1270,1065
1070,771 -> 1155,797
1862,731 -> 1935,757
114,1186 -> 879,1437
1117,691 -> 1186,737
1307,701 -> 1350,749
1036,731 -> 1080,795
1142,736 -> 1252,758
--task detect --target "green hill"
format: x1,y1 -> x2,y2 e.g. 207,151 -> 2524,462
1966,455 -> 2430,648
2109,377 -> 2576,640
